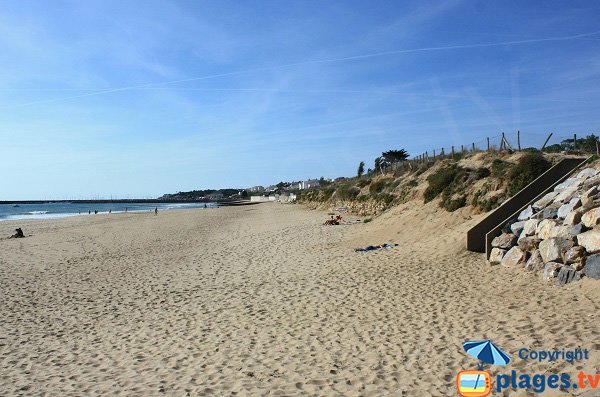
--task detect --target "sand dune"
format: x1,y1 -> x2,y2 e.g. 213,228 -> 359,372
0,202 -> 598,396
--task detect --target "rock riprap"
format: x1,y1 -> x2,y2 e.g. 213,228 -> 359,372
489,167 -> 600,286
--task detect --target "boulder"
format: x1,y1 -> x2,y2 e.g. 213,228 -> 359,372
542,206 -> 559,219
536,219 -> 558,240
491,233 -> 517,249
517,230 -> 527,244
563,209 -> 583,226
531,211 -> 545,220
581,198 -> 600,212
557,198 -> 581,219
518,236 -> 542,252
523,219 -> 539,236
581,195 -> 595,209
583,174 -> 600,188
549,225 -> 572,240
510,221 -> 527,236
569,196 -> 582,208
577,168 -> 598,179
553,185 -> 580,204
582,186 -> 598,199
583,254 -> 600,279
543,262 -> 562,281
525,249 -> 544,272
538,237 -> 573,263
581,207 -> 600,228
556,266 -> 582,285
564,246 -> 586,265
533,192 -> 558,210
574,229 -> 600,254
489,248 -> 506,265
500,246 -> 527,268
570,223 -> 586,238
518,205 -> 534,221
554,178 -> 582,192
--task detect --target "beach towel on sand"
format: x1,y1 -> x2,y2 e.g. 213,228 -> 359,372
354,243 -> 396,253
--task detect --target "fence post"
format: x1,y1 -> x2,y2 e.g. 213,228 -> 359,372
596,140 -> 599,155
574,133 -> 577,150
452,146 -> 455,157
541,133 -> 553,151
517,130 -> 521,151
487,137 -> 490,151
461,144 -> 464,153
433,149 -> 436,160
441,148 -> 444,157
472,142 -> 475,152
501,132 -> 506,151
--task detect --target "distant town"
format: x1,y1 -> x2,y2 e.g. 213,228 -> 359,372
159,177 -> 346,202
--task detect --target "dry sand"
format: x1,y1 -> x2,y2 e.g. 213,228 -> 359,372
0,202 -> 598,396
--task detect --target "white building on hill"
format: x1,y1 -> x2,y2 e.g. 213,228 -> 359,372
298,179 -> 320,190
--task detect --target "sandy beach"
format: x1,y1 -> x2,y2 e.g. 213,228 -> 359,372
1,202 -> 598,396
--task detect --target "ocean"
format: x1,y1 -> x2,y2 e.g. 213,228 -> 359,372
0,202 -> 215,221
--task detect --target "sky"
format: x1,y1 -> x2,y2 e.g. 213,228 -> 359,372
1,0 -> 599,200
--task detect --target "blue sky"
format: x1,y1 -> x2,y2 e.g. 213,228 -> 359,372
1,0 -> 599,199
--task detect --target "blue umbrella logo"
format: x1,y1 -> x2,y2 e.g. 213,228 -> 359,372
460,340 -> 510,395
464,340 -> 511,368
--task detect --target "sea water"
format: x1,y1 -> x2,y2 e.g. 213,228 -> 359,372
0,202 -> 215,221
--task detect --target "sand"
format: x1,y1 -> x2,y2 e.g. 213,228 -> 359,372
0,202 -> 598,396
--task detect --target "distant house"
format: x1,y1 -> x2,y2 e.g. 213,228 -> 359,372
248,186 -> 265,193
266,185 -> 278,192
298,179 -> 320,190
206,193 -> 224,200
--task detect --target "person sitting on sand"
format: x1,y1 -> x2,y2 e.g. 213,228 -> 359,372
8,228 -> 25,239
323,215 -> 340,226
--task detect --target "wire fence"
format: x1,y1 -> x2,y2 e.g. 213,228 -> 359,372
373,131 -> 600,175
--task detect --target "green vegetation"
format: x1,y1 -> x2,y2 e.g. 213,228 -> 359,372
424,165 -> 462,203
298,147 -> 555,216
369,178 -> 393,194
357,161 -> 365,177
491,159 -> 511,178
443,195 -> 467,212
381,149 -> 409,163
476,167 -> 491,179
471,185 -> 502,212
335,184 -> 361,200
506,152 -> 551,196
374,157 -> 382,174
377,193 -> 396,206
160,188 -> 241,200
318,177 -> 332,187
356,178 -> 371,188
